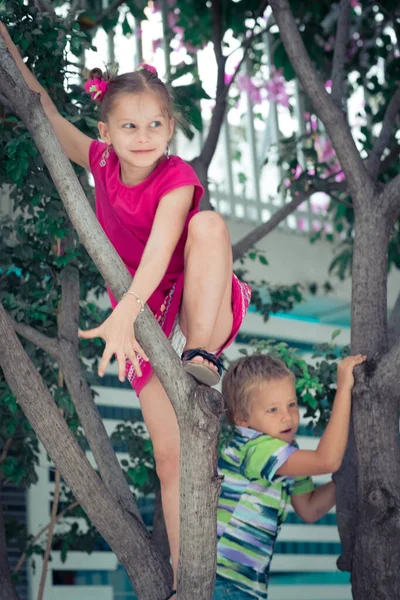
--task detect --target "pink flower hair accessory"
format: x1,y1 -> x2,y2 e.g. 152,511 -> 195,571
136,62 -> 158,76
84,77 -> 108,102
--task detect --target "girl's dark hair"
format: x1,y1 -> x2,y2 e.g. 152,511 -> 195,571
88,67 -> 178,123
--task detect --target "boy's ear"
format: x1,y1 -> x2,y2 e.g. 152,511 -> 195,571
98,121 -> 111,145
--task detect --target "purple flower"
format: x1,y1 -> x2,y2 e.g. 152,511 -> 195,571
236,73 -> 262,105
264,68 -> 290,107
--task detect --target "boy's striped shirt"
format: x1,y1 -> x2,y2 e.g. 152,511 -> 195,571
217,426 -> 313,598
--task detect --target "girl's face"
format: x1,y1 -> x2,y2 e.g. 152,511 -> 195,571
98,91 -> 174,182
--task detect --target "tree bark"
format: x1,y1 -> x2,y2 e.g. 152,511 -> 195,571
0,37 -> 224,599
152,487 -> 172,571
351,370 -> 400,600
57,265 -> 145,523
269,0 -> 372,203
0,306 -> 172,599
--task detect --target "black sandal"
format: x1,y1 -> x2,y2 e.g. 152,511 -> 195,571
164,591 -> 176,600
181,348 -> 223,386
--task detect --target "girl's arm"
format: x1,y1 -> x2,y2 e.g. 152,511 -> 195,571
125,185 -> 195,303
79,185 -> 195,381
291,481 -> 336,523
0,22 -> 92,169
276,354 -> 366,477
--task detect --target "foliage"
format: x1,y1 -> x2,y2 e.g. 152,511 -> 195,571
236,331 -> 350,432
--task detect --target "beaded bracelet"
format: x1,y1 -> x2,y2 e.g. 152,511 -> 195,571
123,291 -> 145,312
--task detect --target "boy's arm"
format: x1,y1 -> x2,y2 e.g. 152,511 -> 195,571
276,354 -> 366,477
291,481 -> 336,523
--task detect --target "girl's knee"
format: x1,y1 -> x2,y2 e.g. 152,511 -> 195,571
154,447 -> 180,483
188,211 -> 229,242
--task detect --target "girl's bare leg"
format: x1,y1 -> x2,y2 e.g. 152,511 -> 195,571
139,213 -> 234,588
180,212 -> 234,368
139,375 -> 180,588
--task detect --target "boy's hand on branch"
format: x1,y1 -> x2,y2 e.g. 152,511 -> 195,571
336,354 -> 367,393
78,297 -> 149,382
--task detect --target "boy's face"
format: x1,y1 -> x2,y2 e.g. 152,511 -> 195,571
237,376 -> 300,443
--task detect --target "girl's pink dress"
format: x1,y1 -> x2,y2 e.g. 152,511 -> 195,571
89,140 -> 252,395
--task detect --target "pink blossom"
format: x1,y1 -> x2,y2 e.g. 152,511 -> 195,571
84,77 -> 108,101
225,72 -> 234,86
315,136 -> 336,163
350,0 -> 361,8
137,63 -> 158,75
236,73 -> 262,105
291,164 -> 303,179
298,217 -> 307,232
324,36 -> 335,52
264,68 -> 290,108
152,38 -> 162,53
168,11 -> 179,29
325,79 -> 332,92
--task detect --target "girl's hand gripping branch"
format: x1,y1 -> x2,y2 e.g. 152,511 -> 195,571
79,296 -> 149,383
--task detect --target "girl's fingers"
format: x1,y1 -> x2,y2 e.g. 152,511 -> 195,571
133,341 -> 149,362
117,353 -> 127,383
126,347 -> 143,377
78,327 -> 103,340
98,346 -> 114,378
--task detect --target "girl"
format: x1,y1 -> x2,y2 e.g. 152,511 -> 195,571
0,23 -> 251,596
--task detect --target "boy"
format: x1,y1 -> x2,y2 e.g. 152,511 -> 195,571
214,352 -> 366,599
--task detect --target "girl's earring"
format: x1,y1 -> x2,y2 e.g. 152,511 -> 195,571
100,144 -> 111,167
165,143 -> 171,160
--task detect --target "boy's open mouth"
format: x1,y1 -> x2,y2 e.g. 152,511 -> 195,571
280,428 -> 292,434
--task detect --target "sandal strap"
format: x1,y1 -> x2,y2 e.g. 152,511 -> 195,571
164,591 -> 176,600
181,348 -> 224,376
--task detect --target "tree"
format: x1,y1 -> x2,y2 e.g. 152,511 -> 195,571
1,0 -> 400,599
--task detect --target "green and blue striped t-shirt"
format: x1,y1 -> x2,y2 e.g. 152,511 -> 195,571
217,426 -> 314,598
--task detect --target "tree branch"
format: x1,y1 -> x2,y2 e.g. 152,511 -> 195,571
232,180 -> 345,261
331,0 -> 351,108
64,0 -> 84,28
12,501 -> 79,576
0,304 -> 171,600
268,0 -> 373,206
0,36 -> 224,599
0,439 -> 13,468
199,0 -> 268,170
92,0 -> 130,28
379,171 -> 400,224
366,85 -> 400,180
7,314 -> 60,360
57,265 -> 145,523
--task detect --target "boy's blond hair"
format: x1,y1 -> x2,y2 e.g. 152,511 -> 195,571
222,354 -> 294,425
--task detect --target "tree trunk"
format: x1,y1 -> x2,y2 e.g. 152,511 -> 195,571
349,212 -> 400,598
0,307 -> 172,600
0,40 -> 225,599
0,491 -> 21,600
351,374 -> 400,599
152,487 -> 171,570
